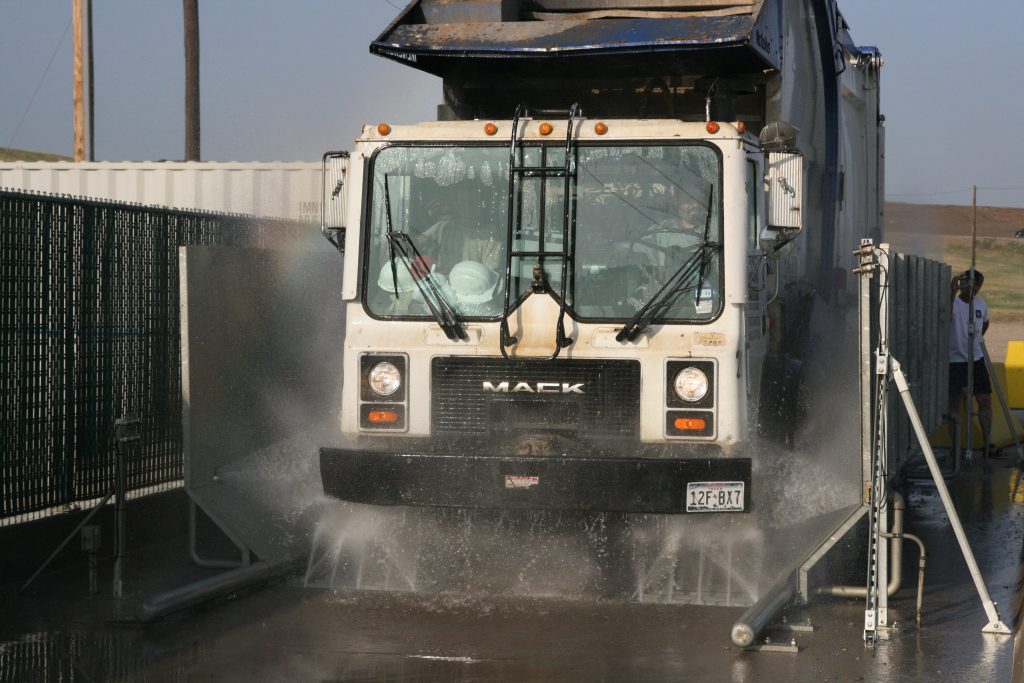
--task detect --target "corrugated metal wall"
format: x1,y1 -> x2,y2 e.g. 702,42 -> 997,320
0,190 -> 309,524
863,247 -> 951,477
886,251 -> 951,471
0,161 -> 322,223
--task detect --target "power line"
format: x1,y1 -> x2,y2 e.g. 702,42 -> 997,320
7,18 -> 72,149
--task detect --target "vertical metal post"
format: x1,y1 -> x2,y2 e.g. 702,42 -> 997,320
854,239 -> 886,643
81,525 -> 100,596
870,246 -> 891,639
113,416 -> 141,598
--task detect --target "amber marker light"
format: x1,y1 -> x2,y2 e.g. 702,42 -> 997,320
539,122 -> 554,136
484,122 -> 498,136
368,410 -> 399,424
705,121 -> 720,134
736,121 -> 747,134
674,417 -> 707,431
377,123 -> 392,136
594,122 -> 608,135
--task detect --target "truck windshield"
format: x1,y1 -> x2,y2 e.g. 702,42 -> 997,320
364,143 -> 722,322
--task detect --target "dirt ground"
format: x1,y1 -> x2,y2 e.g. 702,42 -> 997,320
886,202 -> 1024,239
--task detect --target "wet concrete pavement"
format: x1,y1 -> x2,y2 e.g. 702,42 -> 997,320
3,458 -> 1024,681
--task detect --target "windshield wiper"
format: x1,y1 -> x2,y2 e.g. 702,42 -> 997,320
616,187 -> 719,342
383,175 -> 466,341
615,245 -> 715,341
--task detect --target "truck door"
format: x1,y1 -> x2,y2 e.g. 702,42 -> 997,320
745,157 -> 769,418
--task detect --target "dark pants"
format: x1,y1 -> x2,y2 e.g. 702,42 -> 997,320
949,359 -> 991,395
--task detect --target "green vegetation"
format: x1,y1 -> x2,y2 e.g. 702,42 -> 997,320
0,147 -> 71,162
946,237 -> 1024,321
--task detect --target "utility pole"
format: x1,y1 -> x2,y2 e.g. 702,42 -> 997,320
86,0 -> 94,160
72,0 -> 95,161
183,0 -> 200,161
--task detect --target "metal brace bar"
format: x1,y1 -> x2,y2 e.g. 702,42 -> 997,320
890,357 -> 1010,635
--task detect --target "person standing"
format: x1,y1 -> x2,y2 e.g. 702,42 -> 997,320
948,269 -> 996,457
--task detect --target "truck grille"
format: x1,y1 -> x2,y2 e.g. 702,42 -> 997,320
431,357 -> 640,437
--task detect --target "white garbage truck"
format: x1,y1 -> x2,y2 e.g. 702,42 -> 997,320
318,0 -> 883,517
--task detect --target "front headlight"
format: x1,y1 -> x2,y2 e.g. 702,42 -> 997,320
368,361 -> 401,396
673,367 -> 708,402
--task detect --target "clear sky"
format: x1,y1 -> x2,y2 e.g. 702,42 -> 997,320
2,1 -> 1022,208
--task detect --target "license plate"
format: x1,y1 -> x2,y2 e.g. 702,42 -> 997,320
686,481 -> 745,512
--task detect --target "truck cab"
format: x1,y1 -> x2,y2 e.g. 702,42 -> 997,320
321,112 -> 805,514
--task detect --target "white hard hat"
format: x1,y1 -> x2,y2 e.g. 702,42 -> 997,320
449,260 -> 498,304
377,261 -> 419,293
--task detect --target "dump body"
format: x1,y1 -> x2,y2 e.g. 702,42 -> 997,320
320,0 -> 884,514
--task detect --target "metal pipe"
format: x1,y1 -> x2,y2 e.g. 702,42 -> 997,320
731,570 -> 796,648
816,492 -> 907,598
136,556 -> 297,623
899,532 -> 927,629
765,259 -> 782,307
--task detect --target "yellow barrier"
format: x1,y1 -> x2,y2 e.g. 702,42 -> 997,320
930,360 -> 1023,449
1007,341 -> 1024,410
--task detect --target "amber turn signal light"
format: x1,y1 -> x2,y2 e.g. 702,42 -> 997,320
377,123 -> 391,136
674,417 -> 707,432
594,122 -> 608,135
484,122 -> 498,136
539,122 -> 553,136
705,121 -> 720,134
368,410 -> 399,424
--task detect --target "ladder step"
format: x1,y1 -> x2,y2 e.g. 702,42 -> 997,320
511,250 -> 568,258
510,166 -> 570,176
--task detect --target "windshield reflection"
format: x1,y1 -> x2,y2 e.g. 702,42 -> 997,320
364,144 -> 722,322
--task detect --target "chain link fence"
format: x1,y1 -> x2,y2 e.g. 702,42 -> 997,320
1,190 -> 310,524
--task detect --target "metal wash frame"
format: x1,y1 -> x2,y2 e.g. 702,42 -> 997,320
856,240 -> 1009,639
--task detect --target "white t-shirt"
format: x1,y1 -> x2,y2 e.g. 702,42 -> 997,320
949,295 -> 988,362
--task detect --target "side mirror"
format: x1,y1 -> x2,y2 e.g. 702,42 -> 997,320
765,151 -> 803,232
322,151 -> 350,253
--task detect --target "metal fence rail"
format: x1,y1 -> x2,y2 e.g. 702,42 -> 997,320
1,190 -> 307,523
